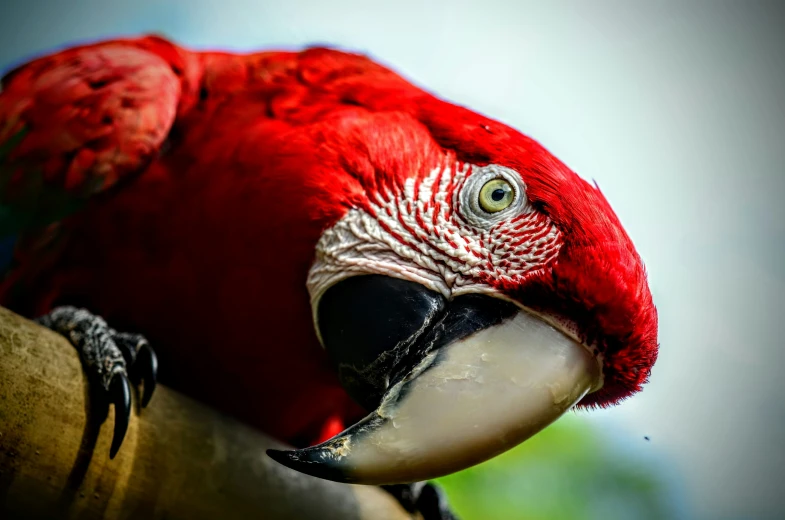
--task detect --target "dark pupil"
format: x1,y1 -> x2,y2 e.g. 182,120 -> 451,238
491,188 -> 507,202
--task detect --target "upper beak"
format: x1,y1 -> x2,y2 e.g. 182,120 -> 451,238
267,275 -> 602,485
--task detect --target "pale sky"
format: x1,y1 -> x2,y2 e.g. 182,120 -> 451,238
1,1 -> 784,519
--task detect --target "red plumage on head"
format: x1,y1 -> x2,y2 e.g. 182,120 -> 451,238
279,47 -> 658,407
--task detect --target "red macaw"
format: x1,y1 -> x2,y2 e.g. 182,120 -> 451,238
0,35 -> 658,517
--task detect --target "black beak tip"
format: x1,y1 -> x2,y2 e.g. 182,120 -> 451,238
265,448 -> 295,466
266,448 -> 355,484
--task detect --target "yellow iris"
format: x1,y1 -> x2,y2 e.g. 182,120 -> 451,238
479,179 -> 515,213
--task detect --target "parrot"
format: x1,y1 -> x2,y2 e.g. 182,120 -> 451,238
0,35 -> 658,518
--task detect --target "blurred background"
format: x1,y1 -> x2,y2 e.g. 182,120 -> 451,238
1,1 -> 783,519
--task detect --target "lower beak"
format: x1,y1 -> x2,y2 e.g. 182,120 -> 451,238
267,275 -> 602,485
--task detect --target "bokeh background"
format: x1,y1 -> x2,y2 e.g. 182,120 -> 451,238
1,1 -> 783,519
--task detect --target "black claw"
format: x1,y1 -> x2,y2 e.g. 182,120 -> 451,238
108,373 -> 132,459
418,483 -> 459,520
383,482 -> 459,520
132,344 -> 158,408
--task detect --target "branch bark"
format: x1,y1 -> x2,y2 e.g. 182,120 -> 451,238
0,307 -> 413,520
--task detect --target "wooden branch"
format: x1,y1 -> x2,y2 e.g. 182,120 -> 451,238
0,307 -> 413,520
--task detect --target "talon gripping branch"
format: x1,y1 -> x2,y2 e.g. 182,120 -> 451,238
0,36 -> 658,517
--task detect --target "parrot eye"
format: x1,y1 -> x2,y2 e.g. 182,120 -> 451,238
458,164 -> 527,227
479,179 -> 515,213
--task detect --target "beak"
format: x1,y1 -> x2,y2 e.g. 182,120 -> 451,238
267,275 -> 602,485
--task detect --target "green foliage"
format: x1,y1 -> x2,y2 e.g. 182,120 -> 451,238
435,414 -> 677,520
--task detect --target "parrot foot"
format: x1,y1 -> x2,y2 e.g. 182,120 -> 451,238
382,482 -> 459,520
35,306 -> 158,458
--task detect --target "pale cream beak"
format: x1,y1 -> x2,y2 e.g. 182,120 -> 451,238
268,310 -> 602,485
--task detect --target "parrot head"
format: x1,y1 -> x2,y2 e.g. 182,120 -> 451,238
266,50 -> 658,485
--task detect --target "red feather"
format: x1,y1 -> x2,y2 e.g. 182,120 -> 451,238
0,35 -> 657,444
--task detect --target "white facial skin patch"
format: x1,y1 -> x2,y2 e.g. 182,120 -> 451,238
307,162 -> 562,316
